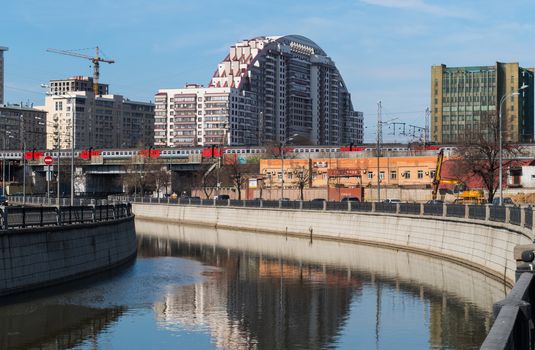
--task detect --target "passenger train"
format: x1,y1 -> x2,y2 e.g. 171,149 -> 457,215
0,144 -> 459,161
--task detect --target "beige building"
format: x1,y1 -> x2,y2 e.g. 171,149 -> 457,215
48,76 -> 109,96
431,63 -> 534,143
0,46 -> 7,105
43,90 -> 154,149
155,84 -> 256,147
0,104 -> 46,149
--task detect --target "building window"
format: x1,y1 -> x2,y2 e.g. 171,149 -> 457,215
418,170 -> 423,179
379,171 -> 384,180
367,172 -> 373,180
390,171 -> 397,180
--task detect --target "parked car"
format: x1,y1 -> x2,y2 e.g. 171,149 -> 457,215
492,197 -> 514,205
215,194 -> 230,200
426,199 -> 444,205
0,195 -> 8,206
341,196 -> 359,202
383,199 -> 401,204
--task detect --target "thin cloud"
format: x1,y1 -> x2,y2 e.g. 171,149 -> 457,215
360,0 -> 473,18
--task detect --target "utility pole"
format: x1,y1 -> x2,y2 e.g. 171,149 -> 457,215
376,101 -> 382,202
70,110 -> 75,206
20,114 -> 26,205
424,107 -> 430,147
56,124 -> 61,207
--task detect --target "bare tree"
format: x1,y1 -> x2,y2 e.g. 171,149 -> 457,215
291,165 -> 312,200
226,160 -> 247,200
454,113 -> 522,203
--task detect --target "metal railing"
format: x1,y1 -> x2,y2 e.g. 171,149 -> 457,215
0,203 -> 132,230
481,272 -> 535,349
8,196 -> 110,206
113,195 -> 534,233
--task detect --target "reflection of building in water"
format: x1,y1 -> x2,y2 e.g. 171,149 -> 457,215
0,304 -> 124,349
142,236 -> 358,350
138,222 -> 503,349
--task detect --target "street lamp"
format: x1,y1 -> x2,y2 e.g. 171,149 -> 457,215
498,84 -> 528,205
2,129 -> 13,197
19,114 -> 27,205
280,134 -> 298,200
70,106 -> 75,206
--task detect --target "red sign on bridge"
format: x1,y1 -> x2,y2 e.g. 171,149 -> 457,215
43,156 -> 54,165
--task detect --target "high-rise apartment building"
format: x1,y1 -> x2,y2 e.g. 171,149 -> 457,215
42,83 -> 154,149
155,84 -> 256,147
155,35 -> 363,147
48,76 -> 109,96
431,63 -> 534,143
0,46 -> 8,105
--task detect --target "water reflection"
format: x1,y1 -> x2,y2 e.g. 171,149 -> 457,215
0,303 -> 124,349
136,220 -> 508,349
0,220 -> 508,350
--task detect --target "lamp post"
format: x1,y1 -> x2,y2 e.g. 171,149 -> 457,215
70,109 -> 75,206
20,114 -> 26,205
280,134 -> 298,200
498,84 -> 528,205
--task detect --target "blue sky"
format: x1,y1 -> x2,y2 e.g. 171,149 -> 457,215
2,0 -> 534,143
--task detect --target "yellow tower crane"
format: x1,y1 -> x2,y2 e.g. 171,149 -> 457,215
46,47 -> 115,95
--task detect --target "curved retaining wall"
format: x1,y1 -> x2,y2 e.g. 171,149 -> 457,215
0,217 -> 136,297
133,203 -> 532,286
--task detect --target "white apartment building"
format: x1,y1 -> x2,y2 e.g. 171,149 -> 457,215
154,84 -> 257,147
43,90 -> 154,149
0,46 -> 8,105
156,35 -> 363,147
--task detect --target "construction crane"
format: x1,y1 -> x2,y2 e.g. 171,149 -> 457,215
46,47 -> 115,95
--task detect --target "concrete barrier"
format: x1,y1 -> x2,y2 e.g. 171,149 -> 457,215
0,216 -> 136,297
132,203 -> 532,286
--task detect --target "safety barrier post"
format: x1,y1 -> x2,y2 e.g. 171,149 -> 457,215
2,207 -> 7,230
371,202 -> 376,213
485,205 -> 491,221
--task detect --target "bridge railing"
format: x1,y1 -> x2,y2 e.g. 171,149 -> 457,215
114,195 -> 534,234
8,196 -> 110,207
481,272 -> 535,350
0,203 -> 132,230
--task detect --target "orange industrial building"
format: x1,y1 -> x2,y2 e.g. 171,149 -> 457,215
258,156 -> 439,200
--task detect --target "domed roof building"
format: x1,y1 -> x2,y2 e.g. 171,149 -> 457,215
209,35 -> 363,146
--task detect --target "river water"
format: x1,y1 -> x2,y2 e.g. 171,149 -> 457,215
0,220 -> 508,349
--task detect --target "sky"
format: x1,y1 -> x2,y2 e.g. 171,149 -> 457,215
1,0 -> 535,143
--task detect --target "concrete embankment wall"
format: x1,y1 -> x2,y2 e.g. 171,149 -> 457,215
133,204 -> 532,286
0,217 -> 136,296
